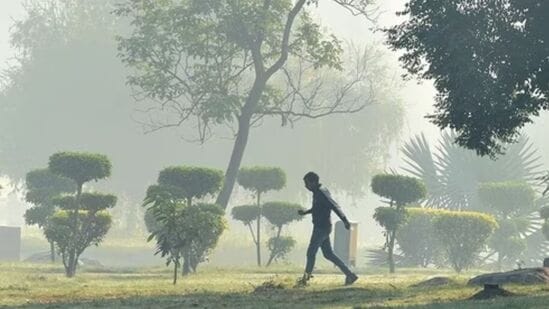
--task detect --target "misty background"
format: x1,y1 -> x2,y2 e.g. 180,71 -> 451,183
0,0 -> 547,267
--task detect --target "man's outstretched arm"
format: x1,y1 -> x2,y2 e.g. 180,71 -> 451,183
298,208 -> 312,215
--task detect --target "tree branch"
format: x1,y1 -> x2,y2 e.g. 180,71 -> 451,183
333,0 -> 379,22
265,0 -> 308,78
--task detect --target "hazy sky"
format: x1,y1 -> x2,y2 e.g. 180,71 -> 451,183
0,0 -> 545,166
0,1 -> 440,147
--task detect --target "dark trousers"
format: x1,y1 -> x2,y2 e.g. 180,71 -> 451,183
305,225 -> 353,276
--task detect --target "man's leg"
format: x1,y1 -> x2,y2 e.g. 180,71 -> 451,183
320,237 -> 354,277
304,228 -> 328,275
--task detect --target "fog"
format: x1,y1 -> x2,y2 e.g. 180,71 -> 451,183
0,0 -> 547,269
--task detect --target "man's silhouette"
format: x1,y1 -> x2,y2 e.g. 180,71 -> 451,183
297,172 -> 358,286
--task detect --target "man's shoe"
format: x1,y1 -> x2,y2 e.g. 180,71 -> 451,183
345,273 -> 358,286
295,273 -> 313,288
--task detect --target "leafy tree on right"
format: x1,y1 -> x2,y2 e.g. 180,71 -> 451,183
386,0 -> 549,156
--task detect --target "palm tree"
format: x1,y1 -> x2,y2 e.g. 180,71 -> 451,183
401,131 -> 549,265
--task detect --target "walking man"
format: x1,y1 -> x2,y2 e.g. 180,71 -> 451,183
297,172 -> 358,286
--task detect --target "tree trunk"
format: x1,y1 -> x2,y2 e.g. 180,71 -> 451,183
182,249 -> 191,276
388,230 -> 396,274
266,226 -> 283,267
50,241 -> 55,263
65,183 -> 83,277
216,114 -> 253,209
66,256 -> 77,278
256,192 -> 262,266
173,260 -> 179,285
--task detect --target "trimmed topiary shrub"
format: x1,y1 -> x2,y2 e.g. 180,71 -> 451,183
158,166 -> 224,206
262,202 -> 303,266
433,210 -> 498,273
237,166 -> 286,266
371,173 -> 426,273
24,168 -> 76,262
144,166 -> 225,282
396,207 -> 443,268
478,181 -> 535,269
45,152 -> 116,277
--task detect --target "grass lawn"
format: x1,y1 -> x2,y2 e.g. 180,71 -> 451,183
1,263 -> 549,308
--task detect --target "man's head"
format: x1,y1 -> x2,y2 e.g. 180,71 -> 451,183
303,172 -> 320,191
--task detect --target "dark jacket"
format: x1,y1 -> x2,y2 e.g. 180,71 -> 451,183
305,185 -> 348,228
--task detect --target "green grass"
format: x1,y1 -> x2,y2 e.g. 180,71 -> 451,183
1,263 -> 549,308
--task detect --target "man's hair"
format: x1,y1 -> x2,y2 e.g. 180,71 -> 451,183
303,172 -> 320,183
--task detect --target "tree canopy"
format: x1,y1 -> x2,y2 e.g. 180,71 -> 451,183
386,0 -> 549,156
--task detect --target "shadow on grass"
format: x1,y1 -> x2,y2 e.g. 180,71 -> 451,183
5,286 -> 405,309
365,294 -> 549,309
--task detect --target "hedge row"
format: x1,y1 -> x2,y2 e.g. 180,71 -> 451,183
397,207 -> 497,272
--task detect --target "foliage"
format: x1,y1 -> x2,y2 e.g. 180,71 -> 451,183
49,152 -> 111,187
371,174 -> 426,206
261,202 -> 302,228
478,182 -> 536,218
144,166 -> 225,282
158,167 -> 224,204
235,166 -> 287,266
371,173 -> 426,273
488,219 -> 527,268
24,168 -> 76,262
478,181 -> 538,268
231,204 -> 263,266
433,210 -> 498,272
266,236 -> 296,264
45,209 -> 113,276
261,202 -> 303,266
238,167 -> 286,195
386,0 -> 549,156
145,200 -> 226,284
44,152 -> 116,277
178,203 -> 227,274
402,133 -> 545,211
231,205 -> 260,226
25,169 -> 76,208
401,132 -> 548,265
373,207 -> 408,232
396,207 -> 443,268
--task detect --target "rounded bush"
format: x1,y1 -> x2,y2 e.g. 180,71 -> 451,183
262,202 -> 303,228
397,207 -> 443,267
49,152 -> 111,185
373,206 -> 408,231
158,166 -> 223,200
25,168 -> 75,205
371,174 -> 426,206
267,236 -> 296,262
80,192 -> 117,213
478,181 -> 535,216
45,210 -> 112,251
238,167 -> 286,194
231,205 -> 260,225
52,195 -> 78,210
433,210 -> 497,272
